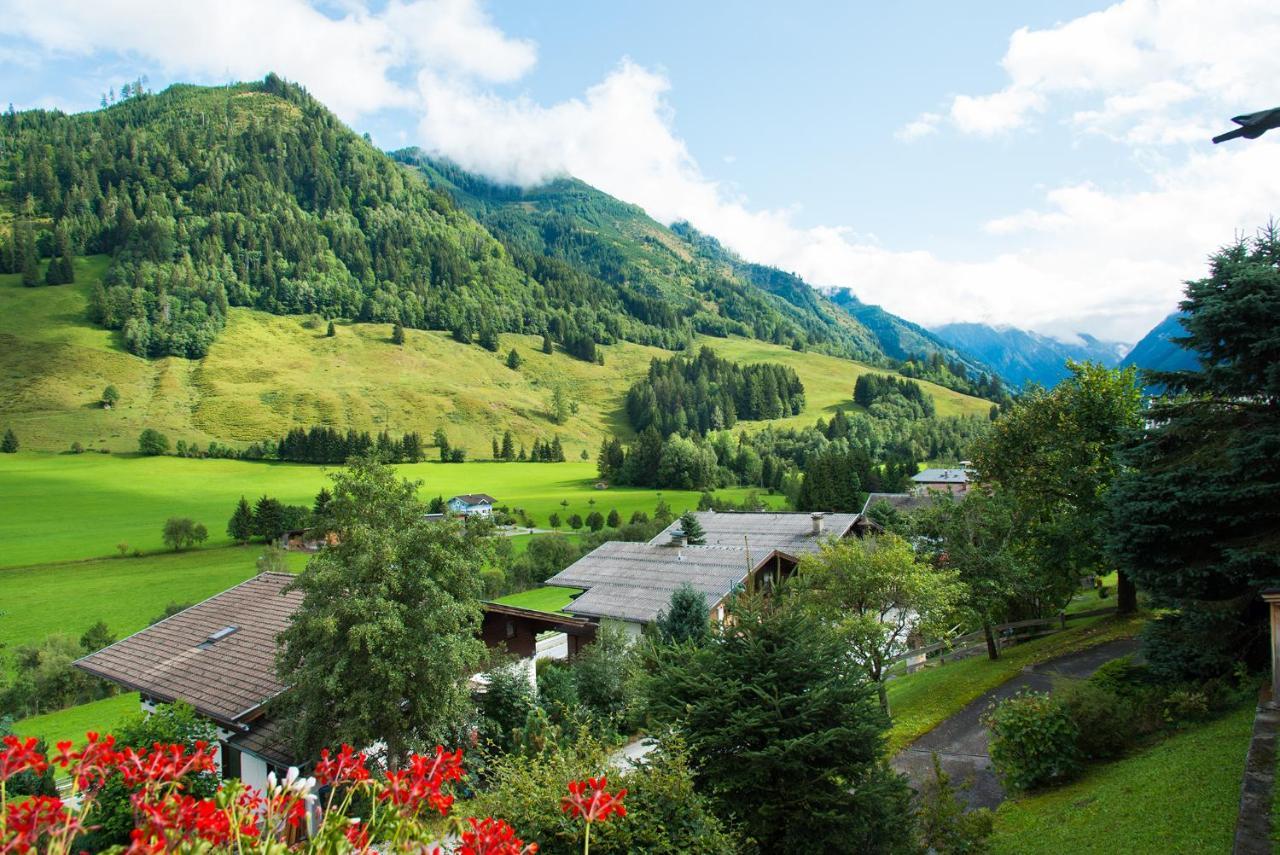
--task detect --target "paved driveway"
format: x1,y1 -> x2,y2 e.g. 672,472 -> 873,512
892,638 -> 1140,810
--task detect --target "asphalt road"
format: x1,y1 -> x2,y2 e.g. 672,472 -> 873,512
892,638 -> 1140,810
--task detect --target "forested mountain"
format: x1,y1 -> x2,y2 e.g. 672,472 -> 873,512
1,76 -> 900,365
930,322 -> 1127,389
1121,312 -> 1199,375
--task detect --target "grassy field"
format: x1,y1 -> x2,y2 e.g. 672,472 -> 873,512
12,693 -> 142,749
886,612 -> 1146,754
0,257 -> 990,455
0,453 -> 776,567
493,585 -> 583,614
990,703 -> 1254,854
0,547 -> 309,658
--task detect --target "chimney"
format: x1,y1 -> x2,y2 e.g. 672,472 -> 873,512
811,512 -> 824,536
669,529 -> 688,548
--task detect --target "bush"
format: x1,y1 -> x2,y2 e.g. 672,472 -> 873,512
137,428 -> 169,455
70,441 -> 84,454
916,752 -> 993,854
161,517 -> 208,551
983,691 -> 1080,791
1058,681 -> 1134,761
1164,688 -> 1211,723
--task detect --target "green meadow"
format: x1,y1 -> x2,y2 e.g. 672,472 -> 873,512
0,453 -> 777,567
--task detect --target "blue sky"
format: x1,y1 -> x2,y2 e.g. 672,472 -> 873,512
3,0 -> 1278,342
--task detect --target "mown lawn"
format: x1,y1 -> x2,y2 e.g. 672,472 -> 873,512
990,702 -> 1254,854
493,585 -> 583,614
0,546 -> 309,658
13,693 -> 141,748
0,453 -> 779,567
886,612 -> 1146,754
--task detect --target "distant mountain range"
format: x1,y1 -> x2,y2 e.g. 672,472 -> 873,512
930,323 -> 1130,389
1121,312 -> 1199,375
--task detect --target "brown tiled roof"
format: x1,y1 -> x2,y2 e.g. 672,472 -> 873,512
227,717 -> 297,768
451,494 -> 497,505
75,573 -> 302,726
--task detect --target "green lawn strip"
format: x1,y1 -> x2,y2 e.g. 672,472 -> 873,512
989,702 -> 1254,854
0,454 -> 776,567
0,546 -> 308,659
886,612 -> 1146,754
493,585 -> 583,614
13,693 -> 141,747
1065,571 -> 1119,616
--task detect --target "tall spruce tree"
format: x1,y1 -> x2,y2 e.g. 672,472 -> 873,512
645,594 -> 914,851
655,582 -> 711,644
678,511 -> 706,545
227,496 -> 254,543
1,428 -> 18,453
1107,226 -> 1280,679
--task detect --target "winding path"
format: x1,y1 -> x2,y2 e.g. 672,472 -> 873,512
891,638 -> 1140,810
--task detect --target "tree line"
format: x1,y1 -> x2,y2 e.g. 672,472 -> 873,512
624,346 -> 806,437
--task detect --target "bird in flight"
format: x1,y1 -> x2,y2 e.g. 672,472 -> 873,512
1213,108 -> 1280,144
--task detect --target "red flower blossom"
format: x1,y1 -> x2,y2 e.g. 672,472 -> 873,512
561,777 -> 627,825
378,746 -> 465,817
315,744 -> 370,786
4,795 -> 76,852
114,741 -> 217,788
459,817 -> 538,855
344,819 -> 370,849
0,736 -> 48,783
52,732 -> 119,791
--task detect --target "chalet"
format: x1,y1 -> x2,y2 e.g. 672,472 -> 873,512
74,572 -> 593,789
544,511 -> 875,639
447,494 -> 497,517
910,468 -> 971,494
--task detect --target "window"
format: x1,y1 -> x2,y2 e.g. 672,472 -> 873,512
199,625 -> 239,648
221,745 -> 241,780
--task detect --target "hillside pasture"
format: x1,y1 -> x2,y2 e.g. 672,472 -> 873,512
0,260 -> 992,455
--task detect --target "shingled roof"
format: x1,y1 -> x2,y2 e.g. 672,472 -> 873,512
75,573 -> 302,727
648,511 -> 863,556
862,492 -> 935,514
546,541 -> 763,624
911,468 -> 970,484
450,494 -> 497,505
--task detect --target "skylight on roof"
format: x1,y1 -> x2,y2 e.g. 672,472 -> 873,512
199,625 -> 239,648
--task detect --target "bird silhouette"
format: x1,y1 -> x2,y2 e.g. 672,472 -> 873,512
1213,107 -> 1280,144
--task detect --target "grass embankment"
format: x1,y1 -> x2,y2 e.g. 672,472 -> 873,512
0,258 -> 991,455
0,547 -> 310,660
990,702 -> 1254,854
886,612 -> 1145,754
0,453 -> 779,567
493,586 -> 583,614
12,693 -> 141,750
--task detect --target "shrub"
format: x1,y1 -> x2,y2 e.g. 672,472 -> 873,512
161,517 -> 208,551
916,752 -> 993,854
1088,656 -> 1152,698
69,441 -> 84,454
983,691 -> 1080,791
1164,688 -> 1211,723
137,428 -> 169,455
1058,681 -> 1134,761
480,567 -> 506,598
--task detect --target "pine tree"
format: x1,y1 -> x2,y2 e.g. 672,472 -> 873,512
326,320 -> 336,337
391,322 -> 405,345
49,223 -> 74,284
655,582 -> 710,644
541,333 -> 553,354
492,436 -> 501,460
501,430 -> 515,461
227,496 -> 254,543
606,509 -> 621,528
1,428 -> 18,453
679,511 -> 705,544
505,348 -> 522,370
19,224 -> 39,288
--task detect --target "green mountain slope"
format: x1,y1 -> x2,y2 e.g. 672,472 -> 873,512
394,150 -> 887,361
0,256 -> 991,453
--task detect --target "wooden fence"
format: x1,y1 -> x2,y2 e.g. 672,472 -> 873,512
888,605 -> 1118,672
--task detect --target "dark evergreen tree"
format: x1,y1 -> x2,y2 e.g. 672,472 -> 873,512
606,508 -> 621,528
501,430 -> 515,461
679,511 -> 706,545
585,510 -> 605,531
645,595 -> 913,852
227,496 -> 255,543
326,320 -> 336,337
655,582 -> 710,645
252,495 -> 287,542
0,428 -> 17,453
391,322 -> 405,345
541,333 -> 554,354
505,348 -> 522,369
1108,227 -> 1280,680
312,488 -> 333,518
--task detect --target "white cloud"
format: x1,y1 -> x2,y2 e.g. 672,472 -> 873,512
942,0 -> 1280,140
6,0 -> 1277,342
0,0 -> 535,122
895,112 -> 941,142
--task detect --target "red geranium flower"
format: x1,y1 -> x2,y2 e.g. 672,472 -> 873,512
561,777 -> 627,825
0,736 -> 48,783
378,746 -> 465,817
315,744 -> 370,786
458,816 -> 538,855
